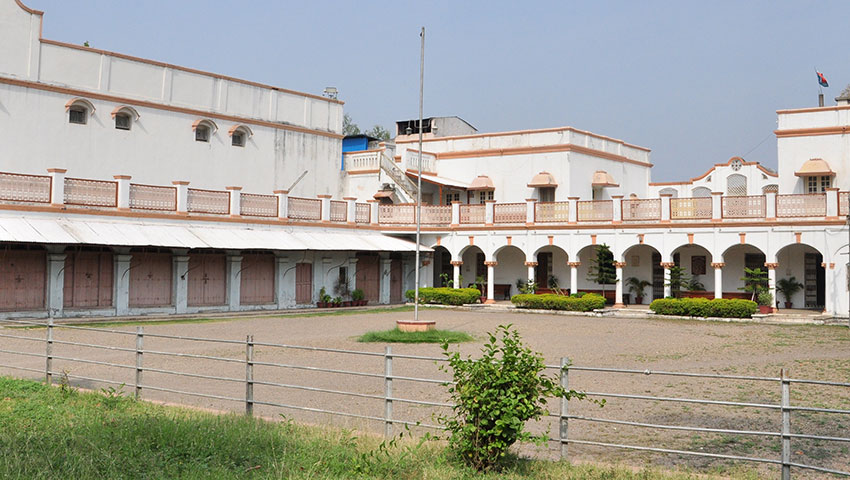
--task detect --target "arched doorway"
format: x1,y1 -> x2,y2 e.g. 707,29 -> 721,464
775,244 -> 824,309
533,245 -> 569,291
432,246 -> 452,287
621,244 -> 661,303
721,244 -> 766,300
671,244 -> 713,297
459,245 -> 485,291
493,245 -> 525,299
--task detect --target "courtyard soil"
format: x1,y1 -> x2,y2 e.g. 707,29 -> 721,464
2,307 -> 848,478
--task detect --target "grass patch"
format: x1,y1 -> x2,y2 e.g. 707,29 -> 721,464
358,328 -> 474,344
0,375 -> 744,479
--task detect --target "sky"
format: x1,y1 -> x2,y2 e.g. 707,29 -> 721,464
25,0 -> 850,182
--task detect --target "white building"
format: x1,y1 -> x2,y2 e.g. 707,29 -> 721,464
0,0 -> 847,319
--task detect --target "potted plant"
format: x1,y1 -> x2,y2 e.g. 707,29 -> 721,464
332,296 -> 342,308
334,276 -> 351,307
351,288 -> 365,306
626,277 -> 651,304
757,291 -> 774,314
475,275 -> 487,303
317,287 -> 328,308
776,277 -> 803,309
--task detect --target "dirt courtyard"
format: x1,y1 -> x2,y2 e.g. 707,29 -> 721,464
2,307 -> 849,477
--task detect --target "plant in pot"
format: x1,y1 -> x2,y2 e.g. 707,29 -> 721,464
739,267 -> 768,302
757,291 -> 774,314
626,277 -> 651,305
475,275 -> 487,303
351,288 -> 365,306
776,277 -> 803,309
317,287 -> 329,308
333,276 -> 351,307
332,296 -> 342,308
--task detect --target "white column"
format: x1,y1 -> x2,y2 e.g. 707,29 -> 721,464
569,262 -> 579,295
47,168 -> 66,206
114,175 -> 131,210
227,255 -> 242,311
115,254 -> 132,316
485,200 -> 495,226
660,194 -> 672,222
568,197 -> 579,224
525,198 -> 536,225
765,191 -> 777,220
451,201 -> 461,226
173,181 -> 189,214
712,262 -> 724,299
711,192 -> 723,221
274,190 -> 289,220
344,197 -> 357,224
380,256 -> 392,304
47,253 -> 66,318
825,188 -> 839,218
526,262 -> 536,285
485,261 -> 496,304
451,261 -> 462,289
368,199 -> 379,225
611,195 -> 623,223
318,194 -> 331,222
174,255 -> 190,313
226,186 -> 242,217
766,263 -> 777,312
614,261 -> 625,307
275,255 -> 291,308
822,262 -> 833,314
662,262 -> 673,298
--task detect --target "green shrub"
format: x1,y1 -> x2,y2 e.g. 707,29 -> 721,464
438,325 -> 588,471
649,298 -> 758,318
510,293 -> 605,311
405,287 -> 481,305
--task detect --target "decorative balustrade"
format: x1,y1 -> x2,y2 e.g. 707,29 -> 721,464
0,171 -> 51,204
494,203 -> 526,224
129,184 -> 177,211
187,188 -> 230,215
404,151 -> 437,174
722,195 -> 765,219
355,203 -> 371,224
420,205 -> 451,225
621,198 -> 661,222
535,201 -> 570,223
670,197 -> 712,220
240,193 -> 278,217
343,151 -> 381,172
840,192 -> 849,217
329,200 -> 348,222
287,197 -> 322,221
64,177 -> 118,207
775,193 -> 826,218
576,200 -> 613,222
379,204 -> 415,224
459,204 -> 486,224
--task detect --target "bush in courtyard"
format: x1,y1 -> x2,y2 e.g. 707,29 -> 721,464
510,293 -> 605,311
405,287 -> 481,305
438,325 -> 588,471
649,297 -> 757,318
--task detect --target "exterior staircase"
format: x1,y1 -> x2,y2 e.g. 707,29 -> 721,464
379,150 -> 419,202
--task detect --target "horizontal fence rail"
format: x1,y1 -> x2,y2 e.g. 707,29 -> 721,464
0,171 -> 52,204
129,183 -> 177,211
240,193 -> 278,217
187,188 -> 230,215
355,202 -> 371,224
64,177 -> 118,208
670,196 -> 712,220
0,318 -> 847,477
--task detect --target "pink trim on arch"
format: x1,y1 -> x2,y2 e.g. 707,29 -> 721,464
192,119 -> 218,132
65,97 -> 95,112
111,105 -> 140,119
228,124 -> 254,137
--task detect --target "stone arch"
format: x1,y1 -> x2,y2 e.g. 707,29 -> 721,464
773,243 -> 824,310
458,245 -> 486,288
621,243 -> 663,303
431,245 -> 452,287
533,244 -> 569,289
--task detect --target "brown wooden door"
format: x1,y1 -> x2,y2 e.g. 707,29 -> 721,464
295,262 -> 313,304
240,253 -> 275,305
188,254 -> 226,306
129,252 -> 172,307
64,251 -> 113,308
390,259 -> 403,303
356,254 -> 380,303
0,249 -> 46,310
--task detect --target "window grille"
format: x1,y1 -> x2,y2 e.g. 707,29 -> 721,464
726,174 -> 747,196
232,132 -> 245,147
195,125 -> 210,142
115,113 -> 131,130
69,107 -> 87,125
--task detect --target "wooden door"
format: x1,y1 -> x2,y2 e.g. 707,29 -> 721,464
295,262 -> 313,304
356,253 -> 380,303
535,252 -> 552,288
240,253 -> 275,305
129,252 -> 172,307
804,253 -> 824,309
0,249 -> 46,310
651,252 -> 664,300
64,251 -> 113,308
188,254 -> 226,306
390,259 -> 403,303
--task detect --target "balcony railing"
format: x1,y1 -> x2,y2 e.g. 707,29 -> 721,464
378,204 -> 451,225
403,150 -> 437,174
288,197 -> 322,221
129,184 -> 177,211
722,195 -> 765,219
343,151 -> 381,173
240,193 -> 278,218
421,205 -> 451,225
0,171 -> 51,204
329,200 -> 348,222
187,188 -> 230,215
355,203 -> 371,224
840,192 -> 849,217
535,201 -> 570,223
776,193 -> 826,218
459,204 -> 485,224
494,203 -> 526,224
577,200 -> 613,222
671,197 -> 712,220
621,198 -> 660,222
64,177 -> 117,208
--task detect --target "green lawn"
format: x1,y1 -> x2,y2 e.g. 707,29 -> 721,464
0,376 -> 756,479
358,328 -> 474,344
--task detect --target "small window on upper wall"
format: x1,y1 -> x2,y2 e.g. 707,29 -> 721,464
114,113 -> 131,130
111,106 -> 139,131
68,106 -> 87,125
539,187 -> 555,202
228,125 -> 253,147
193,119 -> 217,143
231,131 -> 245,147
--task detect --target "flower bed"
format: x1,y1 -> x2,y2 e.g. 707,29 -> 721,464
649,297 -> 758,318
510,293 -> 606,311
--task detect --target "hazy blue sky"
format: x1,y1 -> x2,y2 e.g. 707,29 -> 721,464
26,1 -> 850,181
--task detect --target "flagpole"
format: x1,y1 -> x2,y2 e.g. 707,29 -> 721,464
414,27 -> 424,323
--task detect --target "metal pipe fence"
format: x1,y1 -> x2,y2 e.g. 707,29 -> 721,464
0,318 -> 847,478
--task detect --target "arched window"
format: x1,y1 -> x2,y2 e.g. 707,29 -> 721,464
65,98 -> 95,125
228,125 -> 253,147
691,187 -> 711,197
761,184 -> 778,194
659,187 -> 678,198
111,106 -> 140,131
192,119 -> 218,143
726,174 -> 747,196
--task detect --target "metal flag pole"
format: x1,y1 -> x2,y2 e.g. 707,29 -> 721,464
414,27 -> 425,323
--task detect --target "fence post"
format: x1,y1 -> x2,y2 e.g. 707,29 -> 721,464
384,346 -> 393,439
135,326 -> 144,400
45,318 -> 54,385
560,357 -> 570,460
246,335 -> 254,416
781,368 -> 791,480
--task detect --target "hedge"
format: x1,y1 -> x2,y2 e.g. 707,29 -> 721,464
405,287 -> 481,306
510,293 -> 606,312
649,298 -> 758,318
